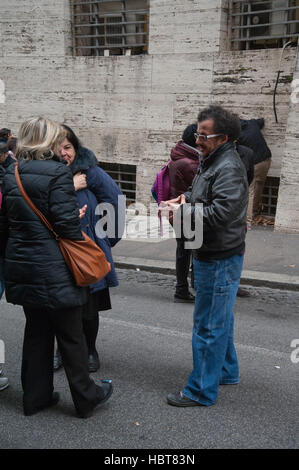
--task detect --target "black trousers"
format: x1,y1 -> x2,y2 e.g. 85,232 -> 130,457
22,305 -> 104,416
175,238 -> 192,295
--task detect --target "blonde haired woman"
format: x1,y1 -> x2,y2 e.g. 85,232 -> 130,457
0,117 -> 113,418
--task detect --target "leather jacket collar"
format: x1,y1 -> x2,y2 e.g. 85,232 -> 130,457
201,141 -> 234,171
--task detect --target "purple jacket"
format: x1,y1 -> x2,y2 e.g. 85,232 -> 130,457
168,141 -> 200,198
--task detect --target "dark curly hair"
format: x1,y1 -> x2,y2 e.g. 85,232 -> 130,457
0,128 -> 11,142
182,123 -> 197,148
197,105 -> 241,142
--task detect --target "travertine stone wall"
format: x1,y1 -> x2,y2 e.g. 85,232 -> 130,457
0,0 -> 72,57
275,46 -> 299,232
0,0 -> 298,230
149,0 -> 228,54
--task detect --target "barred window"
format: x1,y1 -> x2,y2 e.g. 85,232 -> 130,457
231,0 -> 299,50
99,162 -> 136,204
72,0 -> 149,56
260,176 -> 280,218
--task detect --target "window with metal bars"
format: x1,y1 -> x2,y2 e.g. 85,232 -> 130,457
260,176 -> 280,217
231,0 -> 299,50
99,162 -> 136,204
71,0 -> 149,56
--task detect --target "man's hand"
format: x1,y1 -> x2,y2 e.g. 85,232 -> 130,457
73,172 -> 87,191
163,194 -> 186,206
158,194 -> 186,222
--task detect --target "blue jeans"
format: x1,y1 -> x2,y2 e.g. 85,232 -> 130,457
182,254 -> 244,406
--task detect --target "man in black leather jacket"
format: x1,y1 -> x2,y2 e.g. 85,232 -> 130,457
167,105 -> 248,408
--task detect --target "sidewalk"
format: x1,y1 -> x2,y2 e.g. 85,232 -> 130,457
113,225 -> 299,291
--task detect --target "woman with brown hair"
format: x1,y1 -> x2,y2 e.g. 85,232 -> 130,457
53,124 -> 123,374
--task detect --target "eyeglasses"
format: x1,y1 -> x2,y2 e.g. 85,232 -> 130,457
194,133 -> 223,141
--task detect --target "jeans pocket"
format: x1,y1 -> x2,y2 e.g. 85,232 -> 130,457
210,288 -> 228,329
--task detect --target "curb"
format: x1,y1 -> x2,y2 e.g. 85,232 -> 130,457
114,256 -> 299,292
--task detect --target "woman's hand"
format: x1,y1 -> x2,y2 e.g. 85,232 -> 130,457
73,172 -> 87,191
79,204 -> 87,219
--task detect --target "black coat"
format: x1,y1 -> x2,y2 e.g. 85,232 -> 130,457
0,154 -> 15,190
0,156 -> 88,310
236,143 -> 254,185
238,119 -> 271,165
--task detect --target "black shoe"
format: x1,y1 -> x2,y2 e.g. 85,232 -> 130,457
53,349 -> 63,371
24,392 -> 60,416
237,287 -> 250,298
167,392 -> 203,407
88,351 -> 100,373
0,376 -> 9,391
174,292 -> 195,303
77,380 -> 113,419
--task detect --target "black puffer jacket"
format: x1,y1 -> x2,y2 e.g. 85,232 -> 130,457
184,142 -> 248,260
0,156 -> 88,310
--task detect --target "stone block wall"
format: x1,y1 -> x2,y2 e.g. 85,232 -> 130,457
0,0 -> 298,230
275,46 -> 299,232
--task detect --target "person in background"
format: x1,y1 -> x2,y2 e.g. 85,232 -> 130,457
0,128 -> 12,143
0,142 -> 16,190
7,137 -> 17,158
0,143 -> 8,189
168,123 -> 201,303
238,118 -> 272,225
236,142 -> 254,187
0,187 -> 9,392
53,124 -> 124,373
235,141 -> 255,298
0,117 -> 113,418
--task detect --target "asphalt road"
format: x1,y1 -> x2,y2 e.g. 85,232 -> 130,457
0,269 -> 298,450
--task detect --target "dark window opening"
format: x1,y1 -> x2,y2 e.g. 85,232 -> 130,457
99,162 -> 136,204
260,176 -> 280,217
231,0 -> 299,50
71,0 -> 149,56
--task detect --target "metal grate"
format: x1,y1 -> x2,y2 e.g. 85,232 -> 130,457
71,0 -> 149,56
260,176 -> 280,217
231,0 -> 299,50
99,162 -> 136,204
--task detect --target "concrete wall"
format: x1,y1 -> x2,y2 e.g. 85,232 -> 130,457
0,0 -> 298,230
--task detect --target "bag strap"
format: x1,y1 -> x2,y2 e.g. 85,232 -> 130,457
14,162 -> 60,240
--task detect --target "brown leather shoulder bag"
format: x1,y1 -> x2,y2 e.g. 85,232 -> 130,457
14,162 -> 111,287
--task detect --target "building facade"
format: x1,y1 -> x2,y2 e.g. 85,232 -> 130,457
0,0 -> 298,231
